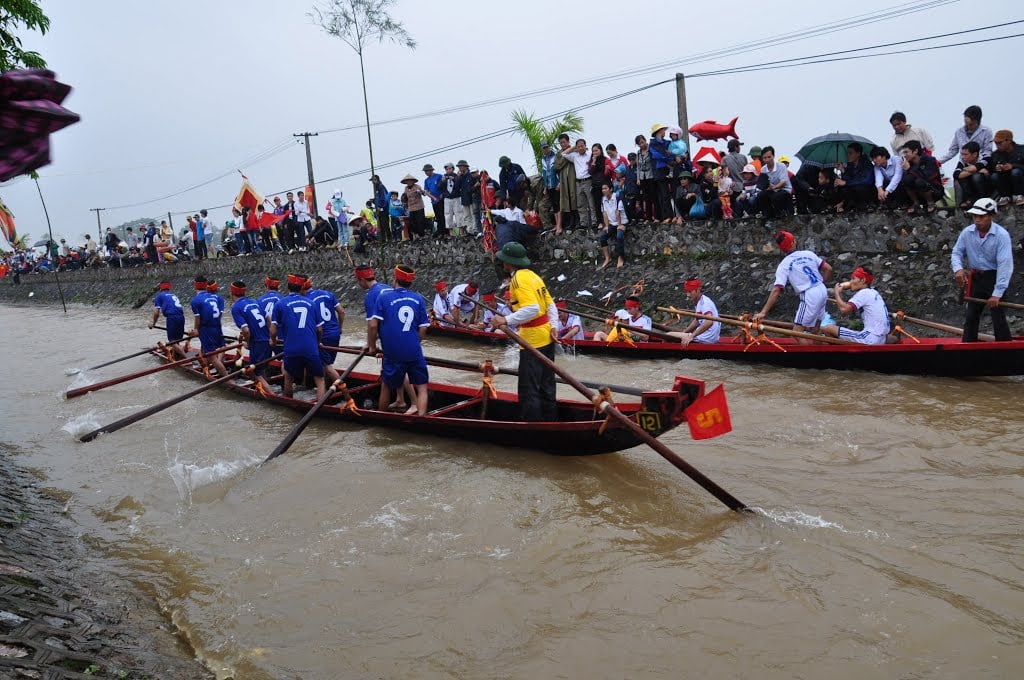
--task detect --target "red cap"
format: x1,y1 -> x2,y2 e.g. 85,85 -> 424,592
395,265 -> 416,283
434,280 -> 447,292
158,281 -> 172,291
230,283 -> 246,296
851,266 -> 874,284
354,265 -> 374,280
193,280 -> 207,291
264,276 -> 280,289
555,300 -> 567,309
775,230 -> 796,253
286,273 -> 306,287
683,278 -> 701,292
206,280 -> 219,293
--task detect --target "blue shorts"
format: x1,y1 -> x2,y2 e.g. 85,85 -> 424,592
165,316 -> 185,343
381,356 -> 429,390
199,327 -> 225,354
249,341 -> 271,376
320,333 -> 340,367
283,354 -> 324,380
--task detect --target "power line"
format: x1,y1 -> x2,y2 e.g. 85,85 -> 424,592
312,0 -> 961,135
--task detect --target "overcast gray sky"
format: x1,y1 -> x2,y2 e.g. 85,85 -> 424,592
2,0 -> 1021,246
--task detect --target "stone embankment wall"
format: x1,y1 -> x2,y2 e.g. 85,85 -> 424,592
4,209 -> 1022,333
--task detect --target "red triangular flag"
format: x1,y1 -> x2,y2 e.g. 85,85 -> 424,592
684,384 -> 732,440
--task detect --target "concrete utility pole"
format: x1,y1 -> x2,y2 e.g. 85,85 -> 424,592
675,73 -> 691,155
293,132 -> 319,217
88,207 -> 104,239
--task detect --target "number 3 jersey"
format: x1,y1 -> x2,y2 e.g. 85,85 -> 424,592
773,250 -> 826,293
272,293 -> 322,359
372,288 -> 430,362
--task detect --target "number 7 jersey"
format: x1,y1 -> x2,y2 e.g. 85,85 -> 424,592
272,293 -> 322,359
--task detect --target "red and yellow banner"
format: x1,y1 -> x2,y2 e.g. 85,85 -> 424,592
0,196 -> 16,246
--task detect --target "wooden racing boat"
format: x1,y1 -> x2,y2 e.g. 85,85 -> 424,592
151,348 -> 710,455
426,322 -> 1024,377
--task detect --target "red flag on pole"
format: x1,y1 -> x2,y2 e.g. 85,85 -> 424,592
683,384 -> 732,440
258,209 -> 290,228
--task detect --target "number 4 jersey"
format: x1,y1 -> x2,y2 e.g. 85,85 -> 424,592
372,288 -> 430,362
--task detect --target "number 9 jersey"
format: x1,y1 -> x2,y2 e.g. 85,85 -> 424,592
372,288 -> 430,362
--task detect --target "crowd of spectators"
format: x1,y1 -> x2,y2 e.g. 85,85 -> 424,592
5,103 -> 1022,279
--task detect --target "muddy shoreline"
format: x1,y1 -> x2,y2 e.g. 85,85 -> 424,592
0,453 -> 214,679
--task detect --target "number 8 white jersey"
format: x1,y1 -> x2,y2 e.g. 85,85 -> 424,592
774,250 -> 825,293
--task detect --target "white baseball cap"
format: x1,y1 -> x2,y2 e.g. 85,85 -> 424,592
742,164 -> 756,174
966,197 -> 998,215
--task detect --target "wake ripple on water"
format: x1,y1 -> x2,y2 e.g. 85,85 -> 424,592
753,507 -> 889,540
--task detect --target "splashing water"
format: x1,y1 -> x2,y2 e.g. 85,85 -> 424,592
752,507 -> 888,540
167,456 -> 260,505
66,371 -> 96,390
62,412 -> 102,438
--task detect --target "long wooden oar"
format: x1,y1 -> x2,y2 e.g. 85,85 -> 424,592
964,296 -> 1024,311
564,298 -> 677,333
560,304 -> 685,343
719,313 -> 796,330
70,337 -> 191,375
79,352 -> 280,443
658,306 -> 857,346
889,311 -> 993,341
466,298 -> 748,512
320,344 -> 646,397
261,348 -> 369,465
66,342 -> 244,399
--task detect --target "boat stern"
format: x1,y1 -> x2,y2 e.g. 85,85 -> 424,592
635,376 -> 706,435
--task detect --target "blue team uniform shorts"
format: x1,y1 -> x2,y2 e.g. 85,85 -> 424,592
283,353 -> 325,379
248,340 -> 271,376
320,333 -> 340,366
381,356 -> 429,390
165,316 -> 185,343
199,327 -> 225,354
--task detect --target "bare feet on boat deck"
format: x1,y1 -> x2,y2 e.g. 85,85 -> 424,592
403,404 -> 419,415
388,400 -> 408,412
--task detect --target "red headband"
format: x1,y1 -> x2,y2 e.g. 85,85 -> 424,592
194,281 -> 207,291
624,299 -> 641,309
482,293 -> 496,303
851,267 -> 874,284
395,266 -> 415,283
264,276 -> 280,289
286,273 -> 305,287
683,279 -> 701,292
466,284 -> 478,295
434,280 -> 447,292
206,281 -> 219,292
159,282 -> 172,291
775,230 -> 796,252
354,265 -> 374,279
301,277 -> 313,291
555,300 -> 567,309
230,283 -> 246,296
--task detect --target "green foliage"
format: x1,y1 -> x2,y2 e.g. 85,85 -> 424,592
0,0 -> 50,72
510,110 -> 584,175
310,0 -> 416,55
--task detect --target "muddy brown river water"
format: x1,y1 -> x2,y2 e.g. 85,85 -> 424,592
1,303 -> 1022,679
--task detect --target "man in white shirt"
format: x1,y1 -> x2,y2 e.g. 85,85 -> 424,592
555,301 -> 585,341
599,183 -> 627,270
754,230 -> 833,342
824,266 -> 892,344
870,146 -> 905,207
593,296 -> 652,342
294,190 -> 313,249
757,146 -> 793,219
562,138 -> 595,228
889,111 -> 935,156
431,280 -> 455,326
448,280 -> 480,326
668,277 -> 721,346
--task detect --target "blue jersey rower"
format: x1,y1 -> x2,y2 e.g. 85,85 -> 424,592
270,273 -> 326,401
149,280 -> 187,359
189,276 -> 229,377
229,280 -> 274,394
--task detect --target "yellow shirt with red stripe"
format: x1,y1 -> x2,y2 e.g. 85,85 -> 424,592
510,268 -> 554,348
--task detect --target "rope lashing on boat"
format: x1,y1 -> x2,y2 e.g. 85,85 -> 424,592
157,341 -> 175,362
741,320 -> 786,352
198,355 -> 213,380
892,311 -> 921,344
477,360 -> 498,399
593,387 -> 615,434
331,378 -> 361,415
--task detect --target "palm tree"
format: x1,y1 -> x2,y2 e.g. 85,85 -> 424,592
311,0 -> 415,248
511,110 -> 584,175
